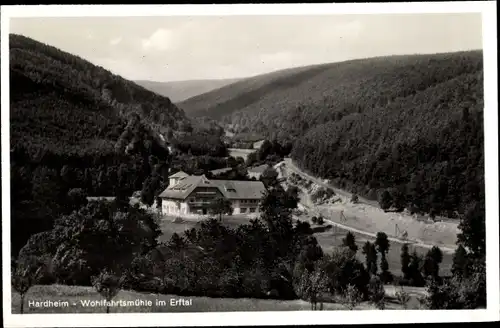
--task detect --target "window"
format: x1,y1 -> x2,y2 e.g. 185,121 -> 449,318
249,208 -> 256,213
241,208 -> 247,213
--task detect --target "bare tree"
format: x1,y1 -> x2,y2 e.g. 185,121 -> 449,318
341,284 -> 362,310
395,287 -> 411,309
91,269 -> 123,313
295,266 -> 329,310
11,256 -> 46,314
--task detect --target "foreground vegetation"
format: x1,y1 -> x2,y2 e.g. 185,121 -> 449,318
13,175 -> 485,312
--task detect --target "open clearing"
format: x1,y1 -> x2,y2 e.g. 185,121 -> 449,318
159,213 -> 452,277
279,159 -> 459,252
11,284 -> 424,313
228,148 -> 256,161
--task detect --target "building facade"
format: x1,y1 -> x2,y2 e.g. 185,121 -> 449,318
159,172 -> 266,217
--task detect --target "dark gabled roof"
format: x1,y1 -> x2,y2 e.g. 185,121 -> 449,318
158,175 -> 266,201
168,171 -> 189,179
159,175 -> 213,200
210,180 -> 266,200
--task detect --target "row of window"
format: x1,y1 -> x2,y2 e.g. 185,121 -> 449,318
240,208 -> 257,213
240,199 -> 258,204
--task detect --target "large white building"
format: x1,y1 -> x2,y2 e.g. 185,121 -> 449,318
158,172 -> 266,217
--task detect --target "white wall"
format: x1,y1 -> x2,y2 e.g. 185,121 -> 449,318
162,199 -> 181,215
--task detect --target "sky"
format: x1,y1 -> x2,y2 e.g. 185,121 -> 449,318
9,13 -> 483,82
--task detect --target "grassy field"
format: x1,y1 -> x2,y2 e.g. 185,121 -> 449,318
227,148 -> 257,161
158,215 -> 252,243
310,221 -> 453,277
11,284 -> 423,314
159,213 -> 452,276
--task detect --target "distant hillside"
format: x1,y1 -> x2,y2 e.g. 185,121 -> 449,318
181,51 -> 484,217
179,64 -> 327,120
135,78 -> 241,102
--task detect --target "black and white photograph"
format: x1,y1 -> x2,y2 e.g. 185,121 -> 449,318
1,2 -> 498,327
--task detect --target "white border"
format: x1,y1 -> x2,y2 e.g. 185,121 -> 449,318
1,2 -> 498,327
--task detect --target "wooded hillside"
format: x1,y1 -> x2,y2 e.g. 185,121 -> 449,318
180,51 -> 484,217
9,34 -> 189,255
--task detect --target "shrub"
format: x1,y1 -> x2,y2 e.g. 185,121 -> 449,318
316,216 -> 325,225
320,248 -> 370,299
351,194 -> 359,204
341,284 -> 362,310
91,269 -> 122,313
368,276 -> 386,310
395,287 -> 411,309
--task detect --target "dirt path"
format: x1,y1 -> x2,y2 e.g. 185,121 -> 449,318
277,159 -> 459,254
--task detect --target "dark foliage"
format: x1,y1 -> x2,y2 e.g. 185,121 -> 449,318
362,241 -> 378,276
342,232 -> 358,254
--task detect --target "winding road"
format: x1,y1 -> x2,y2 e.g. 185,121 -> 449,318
276,158 -> 457,254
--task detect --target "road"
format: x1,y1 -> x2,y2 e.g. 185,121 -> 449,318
282,158 -> 378,207
277,158 -> 457,254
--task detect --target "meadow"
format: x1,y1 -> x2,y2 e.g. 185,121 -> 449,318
11,284 -> 423,314
158,214 -> 452,277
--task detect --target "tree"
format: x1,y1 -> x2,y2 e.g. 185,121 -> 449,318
395,287 -> 411,309
390,187 -> 407,212
375,232 -> 390,256
91,269 -> 122,313
168,233 -> 186,251
294,265 -> 329,310
208,197 -> 233,221
400,243 -> 411,281
368,276 -> 386,309
422,252 -> 438,279
378,190 -> 393,211
407,251 -> 425,287
351,193 -> 359,204
423,247 -> 443,280
12,256 -> 46,314
375,232 -> 391,281
260,167 -> 279,188
67,188 -> 88,211
342,284 -> 362,310
320,248 -> 370,298
50,201 -> 161,285
451,245 -> 469,277
316,216 -> 324,225
140,175 -> 162,206
457,201 -> 485,259
362,241 -> 378,275
342,232 -> 358,254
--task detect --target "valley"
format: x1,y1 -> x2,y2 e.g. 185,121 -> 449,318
8,33 -> 485,313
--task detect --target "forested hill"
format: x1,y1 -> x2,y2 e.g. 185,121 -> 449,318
10,33 -> 191,157
9,34 -> 188,255
180,51 -> 484,218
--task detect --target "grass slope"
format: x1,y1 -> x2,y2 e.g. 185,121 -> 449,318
136,78 -> 241,103
158,215 -> 452,277
11,284 -> 423,313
